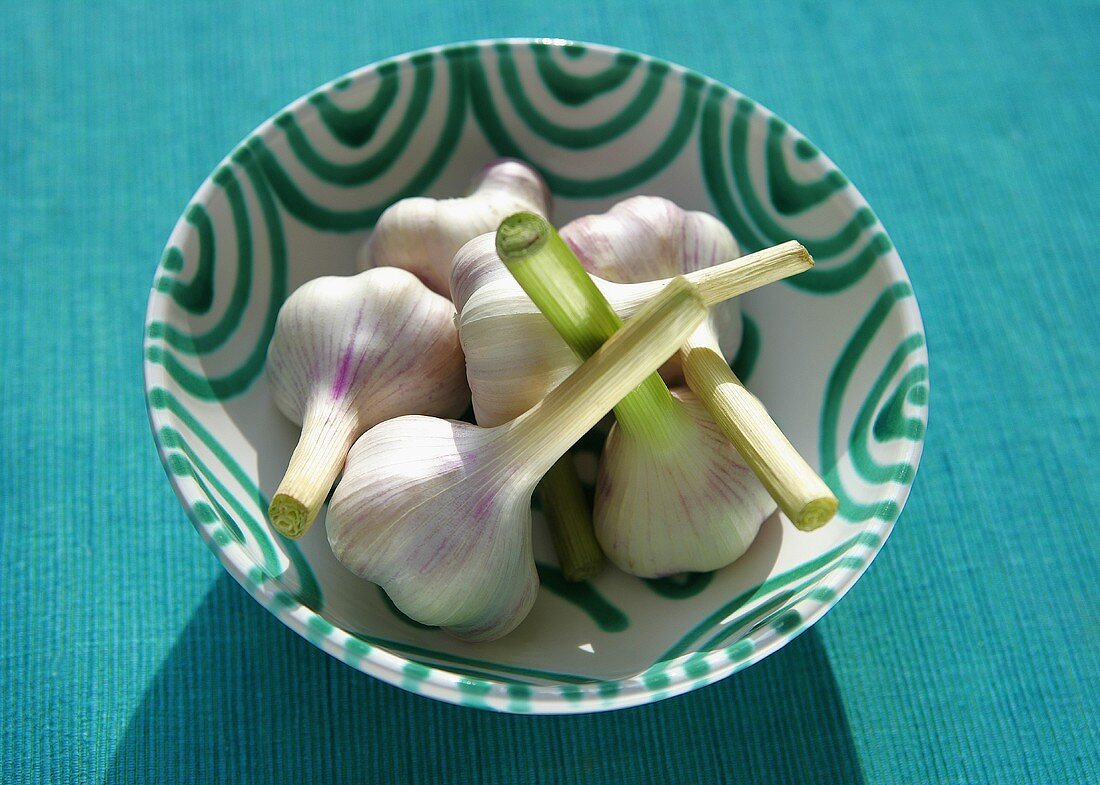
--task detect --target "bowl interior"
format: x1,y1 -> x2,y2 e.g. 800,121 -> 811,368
144,39 -> 927,713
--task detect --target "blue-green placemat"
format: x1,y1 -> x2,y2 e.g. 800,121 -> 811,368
2,1 -> 1098,783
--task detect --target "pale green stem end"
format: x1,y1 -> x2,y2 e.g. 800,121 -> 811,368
497,211 -> 684,443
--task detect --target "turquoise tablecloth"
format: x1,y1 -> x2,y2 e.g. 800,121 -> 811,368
3,2 -> 1098,782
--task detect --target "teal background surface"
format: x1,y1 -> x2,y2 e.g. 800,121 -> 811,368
2,1 -> 1098,782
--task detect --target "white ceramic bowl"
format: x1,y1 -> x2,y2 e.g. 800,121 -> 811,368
144,38 -> 928,713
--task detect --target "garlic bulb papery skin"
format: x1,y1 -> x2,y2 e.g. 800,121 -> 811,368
559,196 -> 839,532
560,195 -> 743,381
358,159 -> 551,297
326,278 -> 708,641
594,386 -> 776,576
452,232 -> 811,426
450,235 -> 606,583
492,212 -> 790,579
266,267 -> 469,539
451,234 -> 578,426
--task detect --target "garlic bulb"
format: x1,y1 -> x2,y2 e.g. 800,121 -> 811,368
266,267 -> 468,539
561,195 -> 744,381
561,196 -> 838,530
596,388 -> 777,575
358,158 -> 600,581
452,232 -> 812,426
495,212 -> 786,577
327,278 -> 708,640
359,159 -> 551,296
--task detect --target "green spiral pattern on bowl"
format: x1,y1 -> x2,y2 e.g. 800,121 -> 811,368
699,90 -> 893,293
147,146 -> 287,400
496,45 -> 659,148
468,46 -> 705,198
820,281 -> 928,522
144,40 -> 928,713
247,50 -> 468,232
531,43 -> 638,105
146,385 -> 321,610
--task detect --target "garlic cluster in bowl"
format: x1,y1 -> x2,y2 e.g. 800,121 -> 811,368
265,160 -> 833,641
145,38 -> 927,714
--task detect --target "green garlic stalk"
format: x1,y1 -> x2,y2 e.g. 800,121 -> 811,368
496,213 -> 777,578
560,196 -> 837,530
326,278 -> 707,641
360,159 -> 597,579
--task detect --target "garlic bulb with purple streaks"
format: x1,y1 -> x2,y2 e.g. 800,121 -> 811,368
266,267 -> 468,539
561,195 -> 838,530
562,195 -> 744,381
361,158 -> 595,579
326,278 -> 707,640
594,387 -> 776,575
359,159 -> 551,296
495,212 -> 781,577
452,232 -> 812,426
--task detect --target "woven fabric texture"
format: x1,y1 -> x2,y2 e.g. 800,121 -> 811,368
2,1 -> 1098,783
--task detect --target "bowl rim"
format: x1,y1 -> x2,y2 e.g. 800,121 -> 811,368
143,36 -> 928,714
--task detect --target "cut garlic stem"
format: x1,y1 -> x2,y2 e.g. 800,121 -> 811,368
452,233 -> 813,427
269,409 -> 358,538
537,455 -> 604,582
682,329 -> 838,530
496,212 -> 684,445
326,279 -> 707,639
498,278 -> 706,470
620,240 -> 813,309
